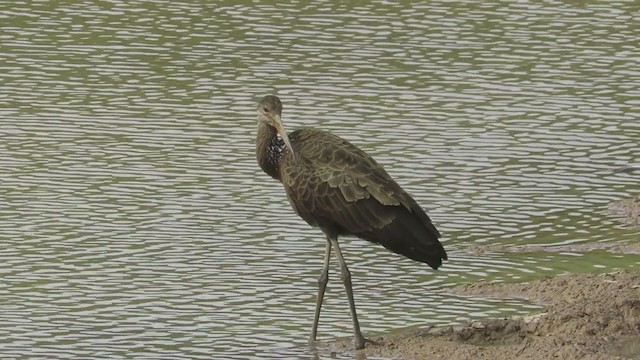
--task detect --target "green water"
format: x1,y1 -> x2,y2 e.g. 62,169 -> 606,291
1,1 -> 638,359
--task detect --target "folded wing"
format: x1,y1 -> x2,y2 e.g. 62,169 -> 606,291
281,129 -> 447,269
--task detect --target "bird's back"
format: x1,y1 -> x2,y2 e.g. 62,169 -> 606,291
279,128 -> 447,269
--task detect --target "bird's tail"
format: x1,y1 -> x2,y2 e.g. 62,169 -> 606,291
358,205 -> 447,270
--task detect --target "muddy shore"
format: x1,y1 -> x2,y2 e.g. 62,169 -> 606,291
329,196 -> 640,359
331,270 -> 640,360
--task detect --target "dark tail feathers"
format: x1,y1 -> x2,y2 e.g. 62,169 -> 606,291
358,206 -> 447,269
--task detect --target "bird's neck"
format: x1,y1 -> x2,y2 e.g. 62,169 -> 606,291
256,122 -> 284,181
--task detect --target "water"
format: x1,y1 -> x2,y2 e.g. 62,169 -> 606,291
1,1 -> 639,359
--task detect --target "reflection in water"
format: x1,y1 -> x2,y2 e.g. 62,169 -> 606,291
0,0 -> 639,358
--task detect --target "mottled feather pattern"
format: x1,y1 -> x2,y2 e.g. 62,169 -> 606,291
256,95 -> 445,348
279,128 -> 446,269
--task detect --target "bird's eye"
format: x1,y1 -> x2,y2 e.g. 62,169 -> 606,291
263,107 -> 269,113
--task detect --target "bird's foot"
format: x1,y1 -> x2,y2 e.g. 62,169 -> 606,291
308,335 -> 318,348
354,333 -> 366,350
308,333 -> 377,351
354,336 -> 381,350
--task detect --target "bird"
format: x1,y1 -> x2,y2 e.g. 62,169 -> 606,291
255,95 -> 447,350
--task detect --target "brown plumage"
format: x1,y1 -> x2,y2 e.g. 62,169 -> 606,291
255,95 -> 447,349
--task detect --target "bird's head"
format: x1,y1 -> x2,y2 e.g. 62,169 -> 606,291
257,95 -> 294,156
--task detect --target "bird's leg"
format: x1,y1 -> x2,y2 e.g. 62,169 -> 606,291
329,237 -> 366,350
310,238 -> 332,344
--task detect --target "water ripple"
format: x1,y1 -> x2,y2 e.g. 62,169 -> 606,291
1,0 -> 639,358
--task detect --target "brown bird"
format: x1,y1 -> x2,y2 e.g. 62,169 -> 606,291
255,95 -> 447,349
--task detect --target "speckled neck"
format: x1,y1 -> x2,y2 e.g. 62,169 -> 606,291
256,121 -> 284,181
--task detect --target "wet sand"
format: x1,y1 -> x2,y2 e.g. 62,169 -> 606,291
331,270 -> 640,360
329,196 -> 640,360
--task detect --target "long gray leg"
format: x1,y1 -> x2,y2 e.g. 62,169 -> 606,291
309,238 -> 332,343
329,237 -> 366,350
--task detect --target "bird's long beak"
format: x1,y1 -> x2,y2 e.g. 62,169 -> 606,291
273,114 -> 296,159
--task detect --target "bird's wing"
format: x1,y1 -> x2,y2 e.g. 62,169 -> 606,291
280,129 -> 445,268
280,130 -> 445,268
281,131 -> 428,233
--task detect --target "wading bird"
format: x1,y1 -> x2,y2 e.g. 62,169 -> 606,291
255,95 -> 447,349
